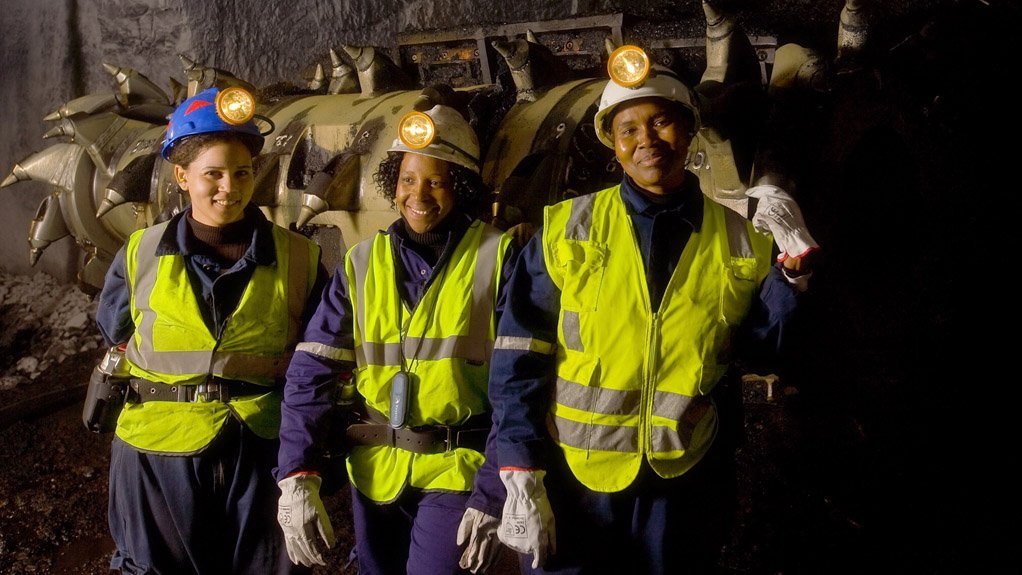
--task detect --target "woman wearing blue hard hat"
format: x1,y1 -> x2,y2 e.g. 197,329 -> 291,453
95,86 -> 327,574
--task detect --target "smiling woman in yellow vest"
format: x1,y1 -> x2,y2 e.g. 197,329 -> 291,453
95,87 -> 325,575
486,46 -> 819,574
274,96 -> 520,575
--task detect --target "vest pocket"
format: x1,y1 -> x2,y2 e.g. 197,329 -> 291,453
729,256 -> 759,281
554,240 -> 608,311
719,256 -> 760,325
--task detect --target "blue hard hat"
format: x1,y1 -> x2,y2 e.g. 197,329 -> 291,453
160,87 -> 264,160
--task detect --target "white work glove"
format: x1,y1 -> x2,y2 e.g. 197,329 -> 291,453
276,474 -> 335,567
498,468 -> 556,569
745,184 -> 820,262
457,507 -> 503,573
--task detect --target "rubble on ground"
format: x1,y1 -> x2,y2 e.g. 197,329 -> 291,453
0,269 -> 104,394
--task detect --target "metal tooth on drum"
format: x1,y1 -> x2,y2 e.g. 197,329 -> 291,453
2,0 -> 876,292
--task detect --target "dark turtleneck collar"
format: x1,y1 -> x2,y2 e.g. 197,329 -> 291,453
186,212 -> 255,265
396,211 -> 471,265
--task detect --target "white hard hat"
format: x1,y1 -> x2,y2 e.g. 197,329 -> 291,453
594,45 -> 700,149
388,104 -> 481,174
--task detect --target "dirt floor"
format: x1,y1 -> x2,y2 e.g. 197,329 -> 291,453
0,270 -> 1013,574
0,271 -> 503,574
0,359 -> 843,575
0,357 -> 796,575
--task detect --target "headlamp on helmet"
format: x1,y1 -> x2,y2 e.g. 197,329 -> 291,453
607,45 -> 651,88
214,87 -> 256,125
594,45 -> 700,149
397,111 -> 436,150
387,105 -> 480,174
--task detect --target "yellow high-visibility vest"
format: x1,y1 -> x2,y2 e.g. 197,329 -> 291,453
344,220 -> 511,503
117,220 -> 319,454
541,186 -> 772,492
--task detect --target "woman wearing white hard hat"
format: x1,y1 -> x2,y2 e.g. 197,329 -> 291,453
95,86 -> 327,574
486,45 -> 818,574
276,94 -> 519,574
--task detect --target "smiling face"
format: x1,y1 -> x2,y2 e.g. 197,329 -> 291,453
395,152 -> 456,234
611,97 -> 694,195
174,139 -> 255,227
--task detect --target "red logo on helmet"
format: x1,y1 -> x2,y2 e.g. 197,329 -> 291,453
184,100 -> 212,116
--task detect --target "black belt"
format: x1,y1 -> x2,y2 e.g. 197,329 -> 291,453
345,410 -> 491,455
129,378 -> 273,403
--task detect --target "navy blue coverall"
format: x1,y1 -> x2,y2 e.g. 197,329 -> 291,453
276,212 -> 516,574
489,175 -> 806,575
97,205 -> 326,575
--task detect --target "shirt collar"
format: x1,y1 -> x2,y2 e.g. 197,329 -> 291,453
619,174 -> 703,231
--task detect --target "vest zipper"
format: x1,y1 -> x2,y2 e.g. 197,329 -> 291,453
642,311 -> 660,457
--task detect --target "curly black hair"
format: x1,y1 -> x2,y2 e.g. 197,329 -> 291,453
372,151 -> 490,219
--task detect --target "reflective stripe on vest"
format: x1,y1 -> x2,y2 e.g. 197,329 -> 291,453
343,220 -> 509,502
125,222 -> 311,383
542,186 -> 772,492
493,335 -> 557,355
116,221 -> 318,453
295,341 -> 356,363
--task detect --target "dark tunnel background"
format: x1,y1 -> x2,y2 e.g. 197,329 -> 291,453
1,1 -> 1019,573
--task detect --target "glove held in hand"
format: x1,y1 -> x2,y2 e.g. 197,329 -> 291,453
746,184 -> 819,261
457,506 -> 502,573
498,468 -> 556,569
277,473 -> 335,567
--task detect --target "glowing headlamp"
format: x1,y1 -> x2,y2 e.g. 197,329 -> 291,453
607,45 -> 651,88
215,87 -> 256,126
397,111 -> 436,149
